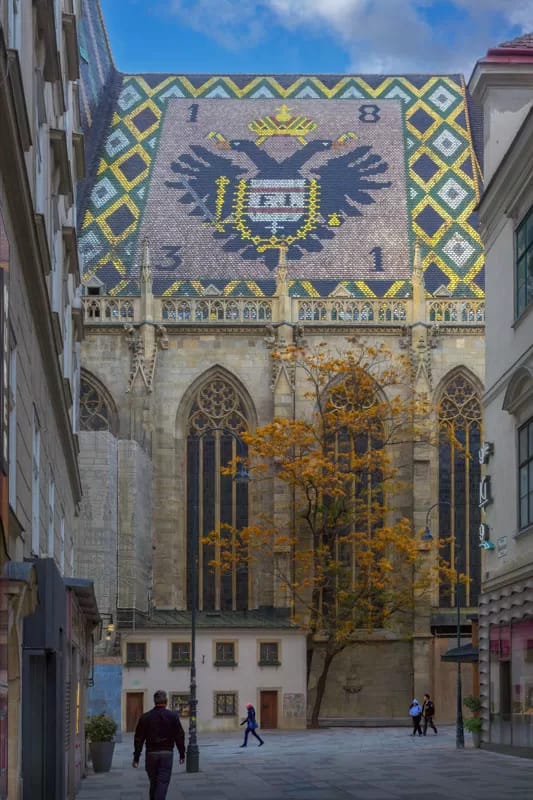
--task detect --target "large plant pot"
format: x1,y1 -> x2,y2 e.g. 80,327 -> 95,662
90,741 -> 115,773
471,730 -> 481,749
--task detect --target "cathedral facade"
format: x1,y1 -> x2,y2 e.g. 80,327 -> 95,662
78,1 -> 485,730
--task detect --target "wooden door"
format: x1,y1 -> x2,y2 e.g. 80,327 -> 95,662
260,691 -> 278,729
126,692 -> 144,732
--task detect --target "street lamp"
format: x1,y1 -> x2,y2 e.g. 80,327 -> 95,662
186,426 -> 250,773
422,500 -> 465,749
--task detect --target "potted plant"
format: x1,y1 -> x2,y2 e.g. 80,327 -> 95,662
85,713 -> 117,773
464,716 -> 482,748
464,695 -> 482,748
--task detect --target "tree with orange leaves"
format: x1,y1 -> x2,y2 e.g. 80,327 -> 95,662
206,337 -> 455,727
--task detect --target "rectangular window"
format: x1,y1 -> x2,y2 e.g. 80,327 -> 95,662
516,208 -> 533,317
518,419 -> 533,530
31,408 -> 40,555
170,693 -> 190,717
8,341 -> 16,509
259,641 -> 280,665
125,642 -> 147,666
47,471 -> 55,558
170,642 -> 191,665
215,692 -> 237,717
215,641 -> 236,666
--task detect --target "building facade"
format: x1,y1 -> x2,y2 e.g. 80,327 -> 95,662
471,35 -> 533,755
78,0 -> 485,731
0,1 -> 100,797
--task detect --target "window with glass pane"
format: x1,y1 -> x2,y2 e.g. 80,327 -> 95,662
438,373 -> 482,606
215,692 -> 237,716
515,208 -> 533,317
170,693 -> 190,717
518,419 -> 533,529
126,642 -> 147,665
215,642 -> 235,665
259,642 -> 279,665
170,642 -> 191,664
187,377 -> 249,612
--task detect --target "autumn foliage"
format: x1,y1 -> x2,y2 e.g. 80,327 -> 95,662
205,338 -> 456,726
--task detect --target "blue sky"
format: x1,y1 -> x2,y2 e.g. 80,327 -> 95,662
100,0 -> 532,76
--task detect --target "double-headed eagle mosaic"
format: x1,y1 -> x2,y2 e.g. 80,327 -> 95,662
166,104 -> 392,270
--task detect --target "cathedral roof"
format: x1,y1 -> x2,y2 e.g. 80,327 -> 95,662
78,3 -> 484,300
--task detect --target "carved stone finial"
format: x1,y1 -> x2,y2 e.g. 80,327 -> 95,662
276,244 -> 289,295
140,238 -> 152,287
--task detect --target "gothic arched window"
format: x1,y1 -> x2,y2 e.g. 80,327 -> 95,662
324,374 -> 385,625
438,372 -> 482,607
79,373 -> 118,434
187,377 -> 249,612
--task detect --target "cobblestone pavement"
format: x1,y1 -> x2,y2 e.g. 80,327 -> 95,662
77,727 -> 533,800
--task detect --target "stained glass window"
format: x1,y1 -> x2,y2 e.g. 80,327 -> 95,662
438,372 -> 482,607
187,377 -> 249,612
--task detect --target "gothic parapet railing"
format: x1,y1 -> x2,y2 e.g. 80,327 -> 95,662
83,296 -> 137,322
158,297 -> 274,323
427,299 -> 485,325
296,298 -> 408,324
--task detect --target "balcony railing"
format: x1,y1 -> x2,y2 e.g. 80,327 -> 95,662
160,297 -> 273,322
82,296 -> 485,327
296,299 -> 408,324
427,300 -> 485,324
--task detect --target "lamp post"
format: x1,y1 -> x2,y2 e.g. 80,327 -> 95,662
186,426 -> 250,773
422,500 -> 464,749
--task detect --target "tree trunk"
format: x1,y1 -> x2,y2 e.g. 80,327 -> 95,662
309,647 -> 338,728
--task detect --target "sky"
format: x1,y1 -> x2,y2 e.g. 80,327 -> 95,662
100,0 -> 533,77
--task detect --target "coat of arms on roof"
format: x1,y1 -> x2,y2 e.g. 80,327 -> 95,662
165,104 -> 392,271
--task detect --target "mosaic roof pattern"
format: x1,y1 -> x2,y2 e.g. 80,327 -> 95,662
79,72 -> 484,299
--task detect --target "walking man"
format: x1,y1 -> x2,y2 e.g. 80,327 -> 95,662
132,689 -> 186,800
422,692 -> 438,735
239,703 -> 264,747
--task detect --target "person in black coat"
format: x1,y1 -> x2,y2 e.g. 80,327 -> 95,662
422,693 -> 438,735
239,703 -> 264,747
132,690 -> 185,800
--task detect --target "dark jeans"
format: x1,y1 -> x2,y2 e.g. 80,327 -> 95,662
423,715 -> 437,734
243,726 -> 263,745
145,751 -> 173,800
411,714 -> 422,735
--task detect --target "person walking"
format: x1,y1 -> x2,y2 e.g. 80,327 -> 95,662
421,692 -> 438,735
409,698 -> 423,736
132,689 -> 186,800
239,702 -> 264,747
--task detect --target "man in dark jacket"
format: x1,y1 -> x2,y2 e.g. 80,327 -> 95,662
132,690 -> 186,800
422,692 -> 438,735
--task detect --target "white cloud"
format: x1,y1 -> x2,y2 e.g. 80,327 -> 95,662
161,0 -> 533,73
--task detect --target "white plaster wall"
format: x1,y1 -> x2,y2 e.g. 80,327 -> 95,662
484,87 -> 533,184
121,629 -> 307,732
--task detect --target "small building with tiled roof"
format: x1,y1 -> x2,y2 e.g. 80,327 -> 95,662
77,0 -> 485,732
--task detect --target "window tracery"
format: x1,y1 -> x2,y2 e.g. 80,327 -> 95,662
79,374 -> 117,433
187,377 -> 249,613
438,372 -> 482,607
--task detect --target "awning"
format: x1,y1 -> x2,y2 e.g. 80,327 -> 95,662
64,577 -> 101,628
441,643 -> 479,663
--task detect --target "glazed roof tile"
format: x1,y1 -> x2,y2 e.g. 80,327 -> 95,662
78,4 -> 484,300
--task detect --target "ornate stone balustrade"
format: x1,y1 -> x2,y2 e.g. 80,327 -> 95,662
296,298 -> 408,324
159,297 -> 273,322
427,299 -> 485,324
83,296 -> 137,321
82,295 -> 485,327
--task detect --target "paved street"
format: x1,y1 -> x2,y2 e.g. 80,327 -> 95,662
77,726 -> 533,800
